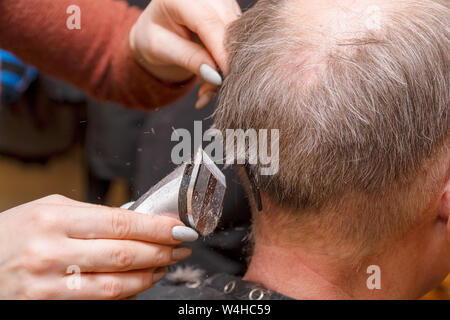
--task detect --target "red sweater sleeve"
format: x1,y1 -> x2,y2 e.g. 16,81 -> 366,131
0,0 -> 194,109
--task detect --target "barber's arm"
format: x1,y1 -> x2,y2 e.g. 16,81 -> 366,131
0,0 -> 241,299
0,0 -> 240,109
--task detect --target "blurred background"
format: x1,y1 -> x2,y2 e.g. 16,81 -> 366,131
0,0 -> 447,299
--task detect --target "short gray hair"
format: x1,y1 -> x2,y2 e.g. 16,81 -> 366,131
214,0 -> 450,248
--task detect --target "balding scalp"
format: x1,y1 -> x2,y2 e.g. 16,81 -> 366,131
214,0 -> 449,247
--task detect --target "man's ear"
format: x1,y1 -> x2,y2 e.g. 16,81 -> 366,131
439,177 -> 450,238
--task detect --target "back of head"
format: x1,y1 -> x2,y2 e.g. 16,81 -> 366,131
214,0 -> 450,253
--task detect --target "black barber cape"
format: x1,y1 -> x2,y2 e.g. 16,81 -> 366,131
138,272 -> 292,300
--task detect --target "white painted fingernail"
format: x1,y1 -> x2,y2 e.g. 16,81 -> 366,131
200,64 -> 222,86
172,226 -> 199,242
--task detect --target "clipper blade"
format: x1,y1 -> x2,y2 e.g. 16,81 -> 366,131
179,149 -> 226,236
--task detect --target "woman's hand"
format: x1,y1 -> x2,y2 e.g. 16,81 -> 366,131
130,0 -> 242,108
0,195 -> 198,299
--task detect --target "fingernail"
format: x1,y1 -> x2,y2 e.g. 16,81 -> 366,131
153,266 -> 168,283
172,226 -> 198,242
200,64 -> 222,86
172,246 -> 192,261
195,91 -> 217,109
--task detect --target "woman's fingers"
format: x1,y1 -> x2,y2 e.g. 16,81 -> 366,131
164,0 -> 240,73
61,267 -> 167,300
198,82 -> 219,97
195,82 -> 218,109
131,0 -> 242,82
195,90 -> 217,109
72,239 -> 191,272
0,194 -> 193,299
195,82 -> 217,109
60,205 -> 198,244
143,25 -> 217,79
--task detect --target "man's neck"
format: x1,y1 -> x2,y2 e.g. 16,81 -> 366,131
243,237 -> 415,299
244,241 -> 356,299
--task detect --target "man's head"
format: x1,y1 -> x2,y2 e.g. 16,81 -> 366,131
214,0 -> 449,296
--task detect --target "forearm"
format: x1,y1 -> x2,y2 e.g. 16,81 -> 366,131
0,0 -> 193,109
